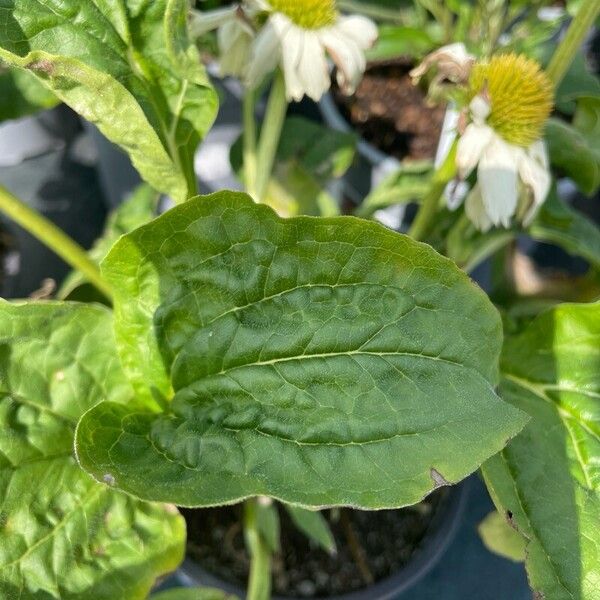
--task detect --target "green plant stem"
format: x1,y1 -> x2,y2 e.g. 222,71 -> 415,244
244,499 -> 272,600
408,141 -> 458,241
0,184 -> 112,300
255,71 -> 287,202
546,0 -> 600,87
243,90 -> 258,199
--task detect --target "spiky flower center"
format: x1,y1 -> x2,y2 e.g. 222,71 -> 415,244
268,0 -> 337,29
469,53 -> 554,147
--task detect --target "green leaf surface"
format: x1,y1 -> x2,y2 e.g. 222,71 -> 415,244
59,183 -> 159,302
482,302 -> 600,600
151,589 -> 238,600
284,506 -> 337,555
0,0 -> 217,203
76,191 -> 527,509
528,189 -> 600,269
0,65 -> 57,121
0,301 -> 185,599
366,26 -> 437,61
545,118 -> 600,196
231,117 -> 356,217
478,511 -> 526,563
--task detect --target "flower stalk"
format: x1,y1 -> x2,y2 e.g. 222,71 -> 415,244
0,184 -> 112,301
244,499 -> 272,600
243,89 -> 259,199
408,140 -> 458,241
546,0 -> 600,87
255,70 -> 288,201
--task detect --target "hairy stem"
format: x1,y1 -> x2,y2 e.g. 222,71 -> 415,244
243,89 -> 258,199
546,0 -> 600,87
244,499 -> 272,600
0,184 -> 112,300
255,71 -> 288,202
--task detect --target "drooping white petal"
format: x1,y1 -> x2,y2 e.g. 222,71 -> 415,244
469,95 -> 492,126
189,5 -> 238,37
274,16 -> 306,101
218,19 -> 254,78
456,122 -> 494,179
296,31 -> 330,101
409,42 -> 475,84
478,136 -> 520,228
319,27 -> 363,95
519,140 -> 552,225
465,185 -> 493,232
335,15 -> 378,50
245,18 -> 281,90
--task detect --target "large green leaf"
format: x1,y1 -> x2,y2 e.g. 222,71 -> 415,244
151,589 -> 237,600
0,302 -> 185,599
0,64 -> 57,121
75,191 -> 526,509
482,302 -> 600,600
0,0 -> 217,203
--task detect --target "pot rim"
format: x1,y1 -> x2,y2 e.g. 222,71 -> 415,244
178,478 -> 470,600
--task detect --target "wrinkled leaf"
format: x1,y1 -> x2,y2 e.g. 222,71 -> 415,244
528,189 -> 600,269
75,191 -> 526,509
0,64 -> 57,121
482,302 -> 600,600
151,589 -> 238,600
0,0 -> 217,203
59,183 -> 159,301
478,511 -> 526,563
0,301 -> 185,599
284,506 -> 337,555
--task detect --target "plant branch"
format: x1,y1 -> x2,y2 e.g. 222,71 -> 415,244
244,499 -> 272,600
0,184 -> 112,301
546,0 -> 600,87
255,71 -> 287,202
408,141 -> 458,241
243,89 -> 258,199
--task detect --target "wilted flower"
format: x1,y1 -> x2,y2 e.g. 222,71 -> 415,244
457,54 -> 554,231
193,0 -> 378,102
409,42 -> 475,88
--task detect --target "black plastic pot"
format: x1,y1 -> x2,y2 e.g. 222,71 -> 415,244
176,482 -> 468,600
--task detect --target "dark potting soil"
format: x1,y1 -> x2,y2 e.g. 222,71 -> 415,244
182,489 -> 447,598
333,59 -> 446,161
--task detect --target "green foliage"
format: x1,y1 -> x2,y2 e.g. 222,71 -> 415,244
75,191 -> 526,509
151,588 -> 238,600
482,302 -> 600,600
478,511 -> 526,563
0,302 -> 185,599
232,116 -> 356,217
0,65 -> 57,121
284,506 -> 337,555
0,0 -> 217,203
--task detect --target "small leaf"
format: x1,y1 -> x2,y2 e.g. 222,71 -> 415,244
0,301 -> 185,599
478,511 -> 526,563
75,191 -> 527,509
367,26 -> 438,62
285,505 -> 337,555
528,188 -> 600,269
151,588 -> 238,600
544,119 -> 600,196
0,0 -> 217,202
482,302 -> 600,600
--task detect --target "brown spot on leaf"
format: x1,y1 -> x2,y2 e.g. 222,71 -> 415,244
533,591 -> 545,600
430,468 -> 449,489
27,59 -> 54,76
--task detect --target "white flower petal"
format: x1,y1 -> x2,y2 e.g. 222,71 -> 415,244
335,15 -> 378,50
456,122 -> 494,179
190,6 -> 238,37
465,185 -> 493,232
410,42 -> 475,84
319,28 -> 363,95
277,21 -> 306,101
519,140 -> 551,225
218,20 -> 253,78
469,95 -> 491,125
245,19 -> 281,90
478,137 -> 520,228
297,32 -> 330,101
